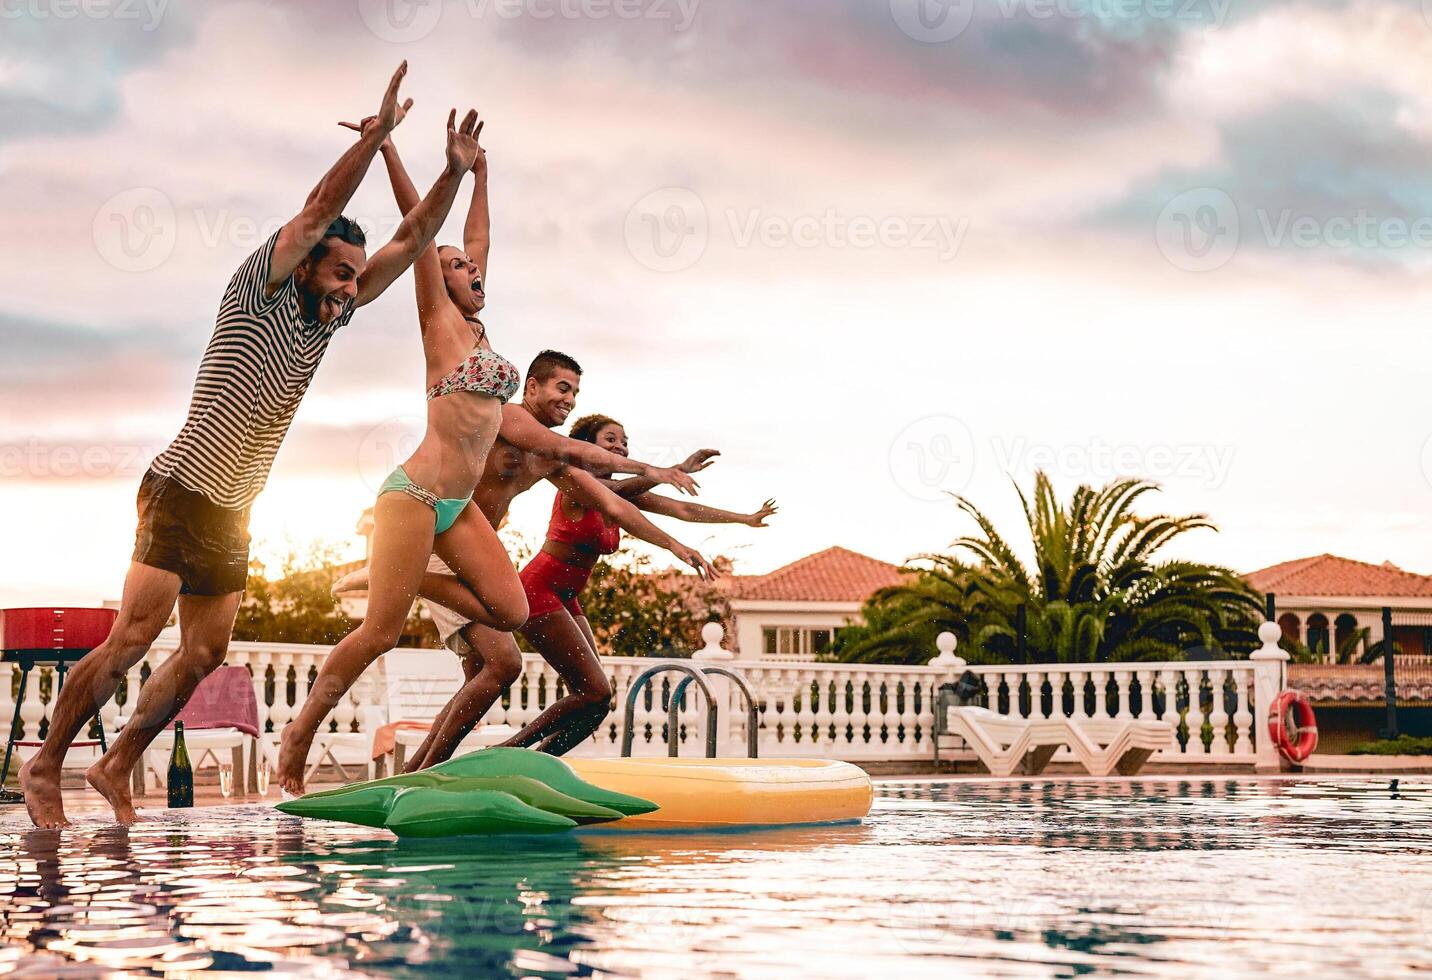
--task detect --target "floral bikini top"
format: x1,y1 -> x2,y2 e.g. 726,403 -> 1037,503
426,319 -> 521,403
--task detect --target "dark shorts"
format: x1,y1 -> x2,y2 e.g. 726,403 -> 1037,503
132,469 -> 252,596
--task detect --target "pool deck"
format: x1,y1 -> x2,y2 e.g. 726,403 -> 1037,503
4,755 -> 1430,821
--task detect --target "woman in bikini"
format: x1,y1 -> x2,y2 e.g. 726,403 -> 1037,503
409,414 -> 777,763
278,108 -> 530,794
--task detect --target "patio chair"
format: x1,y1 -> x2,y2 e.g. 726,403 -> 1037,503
941,705 -> 1173,777
134,665 -> 259,794
373,649 -> 517,775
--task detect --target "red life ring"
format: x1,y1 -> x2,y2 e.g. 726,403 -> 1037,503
1268,689 -> 1318,763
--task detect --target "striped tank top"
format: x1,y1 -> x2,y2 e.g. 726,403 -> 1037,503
150,231 -> 355,509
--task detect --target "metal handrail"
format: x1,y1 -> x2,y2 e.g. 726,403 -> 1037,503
670,667 -> 760,758
621,663 -> 718,757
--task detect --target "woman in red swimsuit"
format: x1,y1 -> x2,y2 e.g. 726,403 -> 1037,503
504,414 -> 778,755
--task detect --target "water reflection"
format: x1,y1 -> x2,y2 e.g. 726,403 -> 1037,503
1,778 -> 1431,977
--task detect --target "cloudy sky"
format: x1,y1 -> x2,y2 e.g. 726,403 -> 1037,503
3,0 -> 1432,607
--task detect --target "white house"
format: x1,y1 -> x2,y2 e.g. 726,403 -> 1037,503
1246,553 -> 1432,660
718,546 -> 904,660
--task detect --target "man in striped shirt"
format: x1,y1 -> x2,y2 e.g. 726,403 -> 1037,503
22,63 -> 485,828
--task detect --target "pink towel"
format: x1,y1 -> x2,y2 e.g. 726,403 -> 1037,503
171,665 -> 261,738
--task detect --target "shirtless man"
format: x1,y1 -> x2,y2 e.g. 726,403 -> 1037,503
278,348 -> 715,793
21,64 -> 481,827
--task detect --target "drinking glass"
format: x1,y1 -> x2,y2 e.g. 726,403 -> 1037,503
256,757 -> 271,797
218,763 -> 234,799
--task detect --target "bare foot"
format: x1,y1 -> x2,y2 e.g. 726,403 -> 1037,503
85,758 -> 138,826
19,758 -> 70,829
277,725 -> 312,796
332,566 -> 370,596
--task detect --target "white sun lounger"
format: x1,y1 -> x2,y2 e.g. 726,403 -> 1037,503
940,706 -> 1174,777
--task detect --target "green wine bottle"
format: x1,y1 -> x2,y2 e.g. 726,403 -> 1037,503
168,721 -> 194,809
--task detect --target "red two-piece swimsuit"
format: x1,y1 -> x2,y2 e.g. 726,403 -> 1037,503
518,492 -> 622,619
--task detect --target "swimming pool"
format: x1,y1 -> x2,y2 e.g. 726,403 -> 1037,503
2,777 -> 1430,977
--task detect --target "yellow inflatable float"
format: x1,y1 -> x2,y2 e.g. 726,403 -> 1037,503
569,757 -> 873,829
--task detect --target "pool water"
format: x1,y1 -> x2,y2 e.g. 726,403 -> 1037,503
2,777 -> 1431,977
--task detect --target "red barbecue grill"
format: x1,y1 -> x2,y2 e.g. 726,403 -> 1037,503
1,607 -> 118,804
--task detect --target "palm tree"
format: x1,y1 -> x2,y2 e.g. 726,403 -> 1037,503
833,472 -> 1263,665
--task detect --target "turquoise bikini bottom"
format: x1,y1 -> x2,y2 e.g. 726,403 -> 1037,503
379,466 -> 471,534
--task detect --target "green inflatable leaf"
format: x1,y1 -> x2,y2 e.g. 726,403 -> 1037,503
277,783 -> 399,828
277,774 -> 622,827
291,748 -> 656,817
384,787 -> 576,838
428,748 -> 658,816
275,748 -> 657,836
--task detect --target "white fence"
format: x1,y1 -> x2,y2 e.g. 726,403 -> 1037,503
2,623 -> 1291,775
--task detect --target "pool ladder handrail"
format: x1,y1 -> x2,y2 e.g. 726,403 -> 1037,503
669,667 -> 760,759
620,662 -> 760,759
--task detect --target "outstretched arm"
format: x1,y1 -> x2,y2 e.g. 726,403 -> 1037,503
355,110 -> 482,308
463,133 -> 490,280
604,448 -> 720,499
270,62 -> 410,297
500,405 -> 701,495
635,494 -> 777,527
552,468 -> 717,579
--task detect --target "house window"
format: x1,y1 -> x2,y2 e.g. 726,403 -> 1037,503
761,626 -> 837,657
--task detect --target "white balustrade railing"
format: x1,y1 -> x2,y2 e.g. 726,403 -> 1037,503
2,622 -> 1290,776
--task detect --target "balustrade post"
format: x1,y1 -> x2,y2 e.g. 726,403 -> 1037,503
926,633 -> 965,757
18,671 -> 44,753
1114,670 -> 1133,720
1069,670 -> 1089,719
0,665 -> 13,786
692,623 -> 737,756
1250,622 -> 1290,772
1207,668 -> 1229,754
1134,669 -> 1154,721
1231,668 -> 1253,756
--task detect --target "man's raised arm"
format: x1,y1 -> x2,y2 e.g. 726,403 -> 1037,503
268,62 -> 411,297
605,448 -> 719,499
500,405 -> 701,495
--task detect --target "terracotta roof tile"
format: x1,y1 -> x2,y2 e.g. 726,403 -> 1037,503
721,546 -> 904,603
1245,554 -> 1432,598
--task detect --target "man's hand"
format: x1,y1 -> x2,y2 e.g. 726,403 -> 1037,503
746,498 -> 779,528
647,465 -> 699,496
446,109 -> 481,174
680,449 -> 720,474
376,61 -> 410,135
672,544 -> 717,581
338,104 -> 410,151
